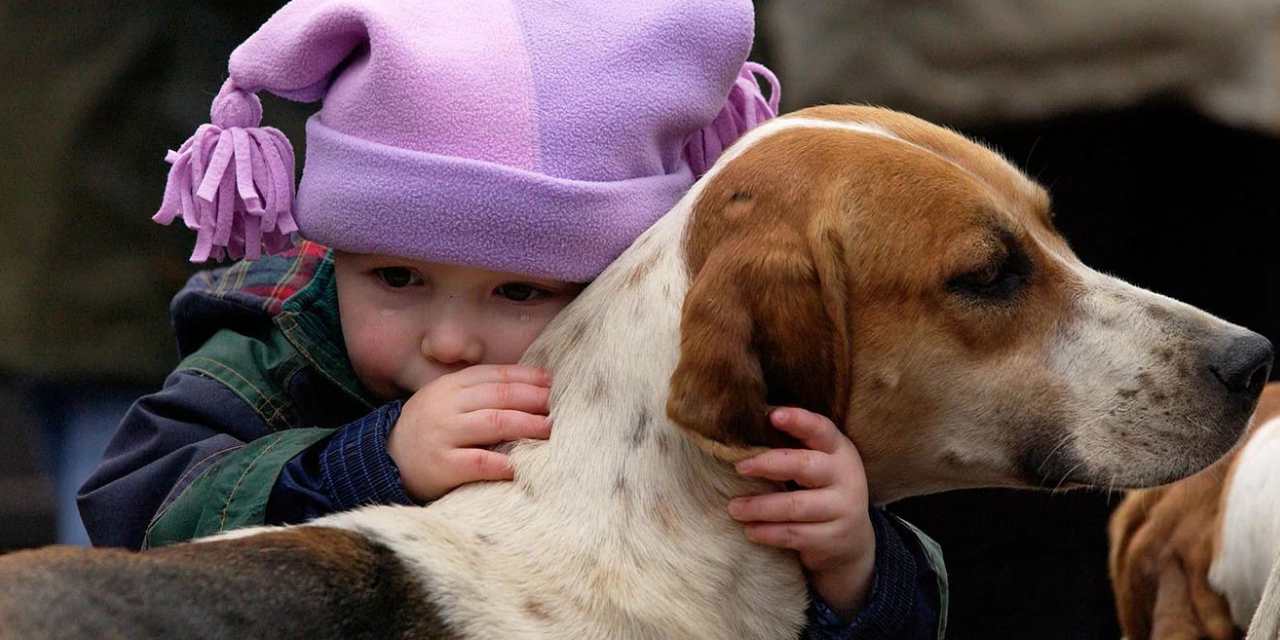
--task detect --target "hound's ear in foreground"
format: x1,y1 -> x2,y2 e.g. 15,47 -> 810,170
666,158 -> 852,461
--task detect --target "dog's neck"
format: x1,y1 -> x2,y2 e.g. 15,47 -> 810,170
516,205 -> 722,500
413,195 -> 808,638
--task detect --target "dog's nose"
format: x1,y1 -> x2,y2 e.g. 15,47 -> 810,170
1209,332 -> 1273,396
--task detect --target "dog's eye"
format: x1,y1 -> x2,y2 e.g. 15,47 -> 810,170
970,263 -> 1002,287
947,250 -> 1031,301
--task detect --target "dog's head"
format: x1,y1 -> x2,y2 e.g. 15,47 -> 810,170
667,105 -> 1272,503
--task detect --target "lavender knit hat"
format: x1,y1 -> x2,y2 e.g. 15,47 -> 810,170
154,0 -> 779,281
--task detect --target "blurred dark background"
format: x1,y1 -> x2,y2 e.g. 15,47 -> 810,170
0,0 -> 310,549
2,1 -> 1278,639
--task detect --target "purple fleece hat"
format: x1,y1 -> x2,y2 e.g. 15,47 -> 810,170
154,0 -> 779,281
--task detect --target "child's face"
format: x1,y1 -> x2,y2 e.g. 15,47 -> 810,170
333,251 -> 582,401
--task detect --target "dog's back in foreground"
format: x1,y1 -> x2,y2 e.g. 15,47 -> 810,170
0,106 -> 1270,640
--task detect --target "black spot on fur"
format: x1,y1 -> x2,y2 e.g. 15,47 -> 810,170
588,376 -> 608,403
1146,304 -> 1173,322
629,407 -> 651,448
567,320 -> 590,346
523,344 -> 554,369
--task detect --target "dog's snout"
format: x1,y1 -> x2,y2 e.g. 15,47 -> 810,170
1209,332 -> 1273,396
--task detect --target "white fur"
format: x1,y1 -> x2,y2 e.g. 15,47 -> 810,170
1212,416 -> 1280,629
1245,553 -> 1280,640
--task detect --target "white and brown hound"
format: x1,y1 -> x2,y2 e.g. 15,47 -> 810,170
1,106 -> 1270,640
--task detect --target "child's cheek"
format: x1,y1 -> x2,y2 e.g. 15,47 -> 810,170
344,309 -> 418,399
503,311 -> 561,363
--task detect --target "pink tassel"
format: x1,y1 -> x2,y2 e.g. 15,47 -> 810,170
683,62 -> 781,178
154,79 -> 298,262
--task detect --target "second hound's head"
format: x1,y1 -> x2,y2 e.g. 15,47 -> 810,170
667,106 -> 1272,503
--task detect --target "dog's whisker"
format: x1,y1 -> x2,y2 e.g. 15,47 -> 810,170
1053,462 -> 1085,491
1037,431 -> 1078,475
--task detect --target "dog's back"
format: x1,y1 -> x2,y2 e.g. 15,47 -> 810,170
0,528 -> 453,640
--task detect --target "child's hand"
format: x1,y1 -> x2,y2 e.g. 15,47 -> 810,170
728,407 -> 876,622
388,364 -> 552,502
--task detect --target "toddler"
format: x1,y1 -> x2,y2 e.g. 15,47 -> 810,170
77,0 -> 944,636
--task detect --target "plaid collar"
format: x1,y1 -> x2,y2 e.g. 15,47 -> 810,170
204,240 -> 332,316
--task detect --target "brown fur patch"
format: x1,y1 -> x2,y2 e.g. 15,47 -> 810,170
523,598 -> 554,622
667,106 -> 1078,493
625,251 -> 661,289
667,131 -> 853,453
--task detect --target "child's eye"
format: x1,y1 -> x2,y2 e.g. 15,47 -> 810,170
495,283 -> 546,302
375,267 -> 421,289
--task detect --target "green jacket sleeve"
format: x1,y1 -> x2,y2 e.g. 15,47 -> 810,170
145,428 -> 333,548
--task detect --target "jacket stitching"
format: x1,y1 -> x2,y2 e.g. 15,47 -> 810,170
259,396 -> 296,432
144,444 -> 244,537
182,359 -> 286,421
277,315 -> 370,407
218,434 -> 284,533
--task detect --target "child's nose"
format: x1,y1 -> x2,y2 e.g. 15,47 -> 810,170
420,314 -> 483,366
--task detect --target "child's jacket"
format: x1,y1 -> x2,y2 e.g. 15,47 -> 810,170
78,243 -> 949,639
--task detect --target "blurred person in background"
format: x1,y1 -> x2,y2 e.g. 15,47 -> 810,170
0,0 -> 301,546
757,1 -> 1280,639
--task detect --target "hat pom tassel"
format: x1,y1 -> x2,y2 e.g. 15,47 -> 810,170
153,80 -> 298,262
683,62 -> 781,178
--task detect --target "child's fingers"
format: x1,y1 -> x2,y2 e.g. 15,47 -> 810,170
456,382 -> 551,414
449,364 -> 552,388
453,410 -> 552,446
769,407 -> 845,455
741,520 -> 844,553
445,449 -> 515,484
728,489 -> 843,523
736,448 -> 835,488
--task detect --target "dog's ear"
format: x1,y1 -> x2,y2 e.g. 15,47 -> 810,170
666,214 -> 851,460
